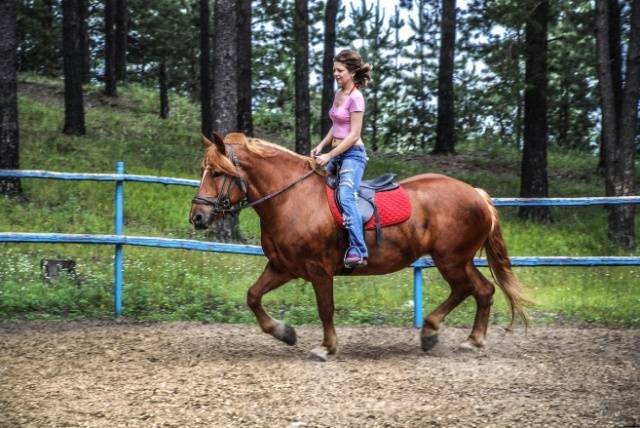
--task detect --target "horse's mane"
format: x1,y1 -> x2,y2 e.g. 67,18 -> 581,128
204,133 -> 316,176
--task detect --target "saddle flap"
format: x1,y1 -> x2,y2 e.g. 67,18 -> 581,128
335,186 -> 375,224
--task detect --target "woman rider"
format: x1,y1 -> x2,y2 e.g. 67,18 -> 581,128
311,49 -> 372,268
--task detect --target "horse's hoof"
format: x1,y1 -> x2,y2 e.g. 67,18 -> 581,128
281,324 -> 297,346
272,322 -> 297,346
421,333 -> 439,352
308,346 -> 329,362
457,340 -> 483,353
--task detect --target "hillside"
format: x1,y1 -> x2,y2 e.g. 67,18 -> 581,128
1,77 -> 639,327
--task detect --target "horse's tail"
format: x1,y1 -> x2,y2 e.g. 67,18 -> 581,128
476,188 -> 532,328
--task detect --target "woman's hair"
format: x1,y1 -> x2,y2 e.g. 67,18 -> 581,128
334,49 -> 372,88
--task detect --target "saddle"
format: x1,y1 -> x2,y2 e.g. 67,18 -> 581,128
326,173 -> 409,243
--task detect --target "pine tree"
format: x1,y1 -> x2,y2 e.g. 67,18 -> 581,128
596,0 -> 640,249
104,0 -> 117,96
199,0 -> 212,138
320,0 -> 339,139
340,0 -> 393,151
210,0 -> 240,242
519,0 -> 551,222
404,0 -> 439,150
115,0 -> 128,82
294,0 -> 310,155
237,0 -> 253,136
432,0 -> 457,154
0,0 -> 22,196
62,0 -> 86,135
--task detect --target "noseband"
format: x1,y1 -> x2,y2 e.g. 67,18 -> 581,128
191,145 -> 316,216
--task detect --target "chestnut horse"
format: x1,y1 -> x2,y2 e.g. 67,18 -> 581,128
189,132 -> 529,360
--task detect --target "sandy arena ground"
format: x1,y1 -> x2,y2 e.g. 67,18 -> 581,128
0,321 -> 638,427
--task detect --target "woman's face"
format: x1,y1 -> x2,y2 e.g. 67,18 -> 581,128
333,61 -> 354,87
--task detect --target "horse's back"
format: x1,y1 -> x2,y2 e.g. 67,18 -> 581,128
400,173 -> 488,209
399,173 -> 494,258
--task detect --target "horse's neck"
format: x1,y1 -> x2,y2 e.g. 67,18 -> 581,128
241,149 -> 310,199
240,148 -> 319,222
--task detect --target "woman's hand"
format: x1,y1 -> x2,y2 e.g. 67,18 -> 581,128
315,153 -> 332,166
310,144 -> 324,157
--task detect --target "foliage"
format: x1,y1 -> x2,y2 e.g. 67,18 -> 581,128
15,0 -> 619,153
1,78 -> 639,327
464,0 -> 599,151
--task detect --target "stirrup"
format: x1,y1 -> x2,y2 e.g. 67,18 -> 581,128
344,248 -> 367,268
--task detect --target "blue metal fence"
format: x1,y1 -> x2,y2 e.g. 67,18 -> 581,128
2,164 -> 640,327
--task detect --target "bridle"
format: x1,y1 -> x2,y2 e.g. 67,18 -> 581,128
191,145 -> 316,216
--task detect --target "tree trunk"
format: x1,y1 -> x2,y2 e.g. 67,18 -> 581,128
320,0 -> 339,139
104,0 -> 117,96
598,0 -> 623,171
0,0 -> 21,196
519,0 -> 551,221
78,0 -> 90,83
597,0 -> 640,249
115,0 -> 127,82
237,0 -> 253,136
558,72 -> 570,148
212,0 -> 238,136
210,0 -> 240,242
159,62 -> 169,119
42,0 -> 58,76
200,0 -> 212,138
433,0 -> 456,155
294,0 -> 310,155
62,0 -> 86,136
614,0 -> 640,249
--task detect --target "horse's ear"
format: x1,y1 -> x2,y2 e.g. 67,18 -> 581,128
202,135 -> 214,148
212,132 -> 226,154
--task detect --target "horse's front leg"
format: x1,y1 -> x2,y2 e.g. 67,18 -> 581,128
309,275 -> 337,361
247,262 -> 296,346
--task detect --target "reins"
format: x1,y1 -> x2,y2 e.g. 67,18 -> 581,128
191,146 -> 319,216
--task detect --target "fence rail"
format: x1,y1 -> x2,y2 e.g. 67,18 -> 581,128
2,164 -> 640,327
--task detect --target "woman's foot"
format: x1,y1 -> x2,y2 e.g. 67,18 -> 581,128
344,248 -> 367,268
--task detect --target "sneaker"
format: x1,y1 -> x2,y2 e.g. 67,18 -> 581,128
344,248 -> 368,268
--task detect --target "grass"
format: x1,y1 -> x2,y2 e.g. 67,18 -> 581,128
1,75 -> 639,327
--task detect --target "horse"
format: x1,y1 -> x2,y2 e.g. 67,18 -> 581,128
189,132 -> 530,360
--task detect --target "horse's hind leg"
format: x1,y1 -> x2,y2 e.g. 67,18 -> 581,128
421,260 -> 474,351
465,265 -> 495,348
247,262 -> 296,346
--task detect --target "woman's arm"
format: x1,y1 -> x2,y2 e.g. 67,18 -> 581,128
312,127 -> 335,156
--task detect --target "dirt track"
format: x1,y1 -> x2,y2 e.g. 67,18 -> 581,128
0,321 -> 638,428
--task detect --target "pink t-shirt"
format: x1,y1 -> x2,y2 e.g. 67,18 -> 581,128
329,89 -> 365,139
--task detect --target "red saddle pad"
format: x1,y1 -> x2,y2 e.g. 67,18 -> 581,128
325,185 -> 412,230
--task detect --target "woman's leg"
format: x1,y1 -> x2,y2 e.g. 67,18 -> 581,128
336,152 -> 368,261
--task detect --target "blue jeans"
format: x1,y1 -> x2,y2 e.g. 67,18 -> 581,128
327,146 -> 368,258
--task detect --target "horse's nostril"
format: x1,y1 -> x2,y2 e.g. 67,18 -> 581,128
193,213 -> 204,226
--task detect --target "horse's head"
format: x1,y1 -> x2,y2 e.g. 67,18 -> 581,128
189,133 -> 249,229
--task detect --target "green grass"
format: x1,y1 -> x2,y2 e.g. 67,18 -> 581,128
1,75 -> 639,327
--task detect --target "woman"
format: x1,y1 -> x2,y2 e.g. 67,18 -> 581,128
311,49 -> 372,268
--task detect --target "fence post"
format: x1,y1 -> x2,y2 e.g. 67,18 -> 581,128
413,267 -> 423,328
114,162 -> 124,317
